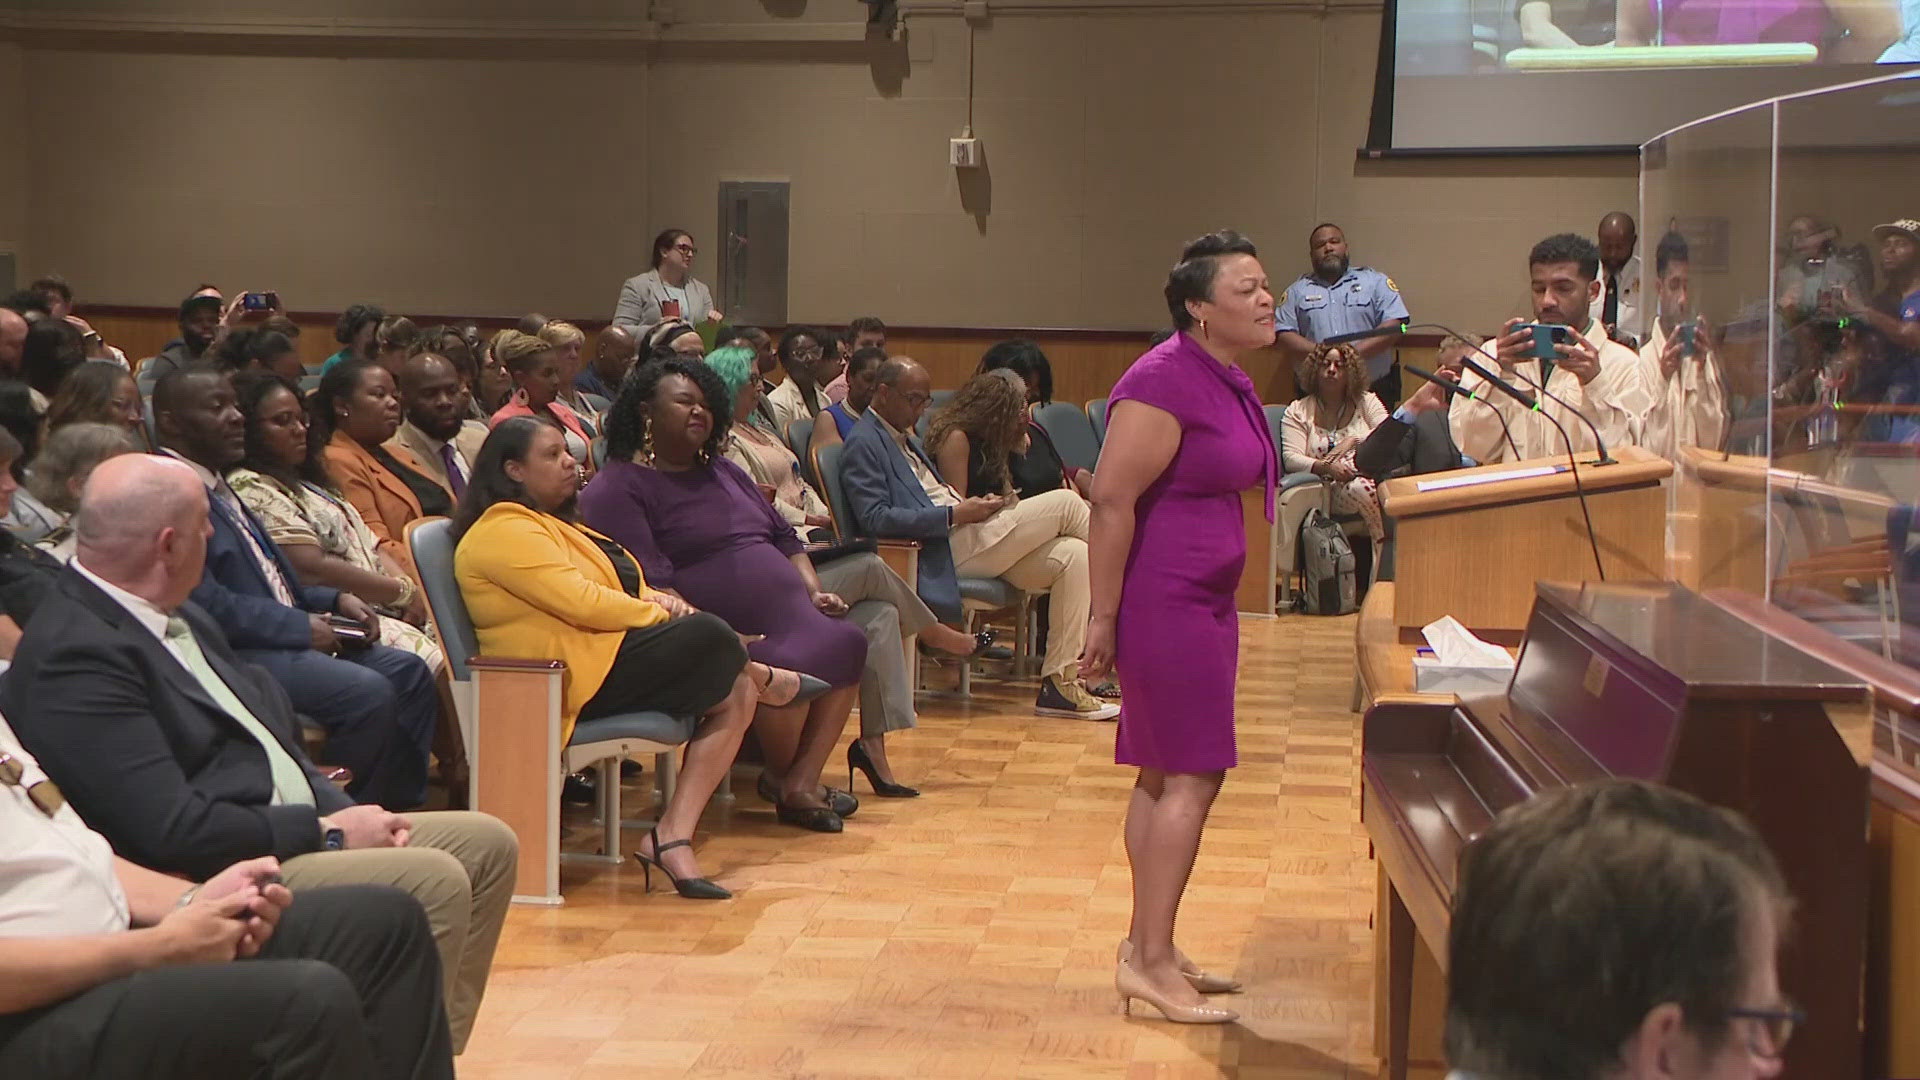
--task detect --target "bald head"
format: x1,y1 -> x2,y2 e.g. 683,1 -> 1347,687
593,325 -> 638,382
1597,212 -> 1637,275
75,454 -> 210,608
0,307 -> 26,372
397,352 -> 466,442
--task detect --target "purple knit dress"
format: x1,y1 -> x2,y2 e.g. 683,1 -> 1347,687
1109,332 -> 1276,773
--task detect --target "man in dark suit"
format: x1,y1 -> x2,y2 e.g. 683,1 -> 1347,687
1354,373 -> 1469,481
841,358 -> 1116,720
151,363 -> 436,809
3,452 -> 515,1054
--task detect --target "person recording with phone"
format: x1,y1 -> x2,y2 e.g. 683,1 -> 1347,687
1637,231 -> 1726,460
1453,233 -> 1652,463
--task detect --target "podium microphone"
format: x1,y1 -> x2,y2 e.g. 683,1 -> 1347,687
1505,363 -> 1616,466
1327,322 -> 1606,579
1401,363 -> 1521,462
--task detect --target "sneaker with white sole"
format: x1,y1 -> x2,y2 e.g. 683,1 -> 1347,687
1036,676 -> 1121,721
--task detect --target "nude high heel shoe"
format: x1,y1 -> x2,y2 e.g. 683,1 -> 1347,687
1117,938 -> 1243,994
1115,958 -> 1238,1024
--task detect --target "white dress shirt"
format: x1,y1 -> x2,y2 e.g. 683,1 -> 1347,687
0,712 -> 130,937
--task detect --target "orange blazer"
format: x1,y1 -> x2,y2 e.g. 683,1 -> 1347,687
454,501 -> 670,741
323,430 -> 428,583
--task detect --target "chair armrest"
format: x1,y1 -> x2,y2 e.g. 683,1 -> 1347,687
877,540 -> 920,585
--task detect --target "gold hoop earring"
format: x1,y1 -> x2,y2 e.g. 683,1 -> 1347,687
641,420 -> 654,461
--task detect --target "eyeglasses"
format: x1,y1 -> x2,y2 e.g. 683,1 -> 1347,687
896,391 -> 932,408
0,750 -> 65,818
790,346 -> 825,362
1727,1002 -> 1804,1058
673,244 -> 697,256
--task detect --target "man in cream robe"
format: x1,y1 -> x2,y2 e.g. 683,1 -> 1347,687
1451,233 -> 1653,463
1635,232 -> 1726,461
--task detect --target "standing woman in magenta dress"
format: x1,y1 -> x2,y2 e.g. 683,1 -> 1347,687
1082,231 -> 1278,1024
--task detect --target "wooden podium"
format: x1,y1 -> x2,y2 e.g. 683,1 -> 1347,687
1380,445 -> 1671,643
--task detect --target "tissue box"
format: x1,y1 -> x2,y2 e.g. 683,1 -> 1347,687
1412,656 -> 1513,695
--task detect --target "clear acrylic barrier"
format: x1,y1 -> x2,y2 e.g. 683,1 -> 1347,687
1650,79 -> 1920,1075
1652,73 -> 1920,701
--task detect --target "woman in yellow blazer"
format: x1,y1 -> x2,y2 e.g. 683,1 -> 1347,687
454,416 -> 800,900
316,359 -> 451,585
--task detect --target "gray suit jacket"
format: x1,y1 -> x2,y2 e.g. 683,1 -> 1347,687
388,419 -> 487,496
611,268 -> 716,341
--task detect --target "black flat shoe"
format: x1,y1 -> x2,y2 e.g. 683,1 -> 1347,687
776,802 -> 844,833
632,828 -> 730,899
758,771 -> 858,817
848,741 -> 920,798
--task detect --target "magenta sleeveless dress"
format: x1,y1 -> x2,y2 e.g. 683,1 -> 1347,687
1109,332 -> 1277,773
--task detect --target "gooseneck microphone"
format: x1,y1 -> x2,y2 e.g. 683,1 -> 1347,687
1401,363 -> 1521,462
1322,322 -> 1605,579
1505,363 -> 1616,466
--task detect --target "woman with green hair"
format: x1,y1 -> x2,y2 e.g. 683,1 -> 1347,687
704,344 -> 834,535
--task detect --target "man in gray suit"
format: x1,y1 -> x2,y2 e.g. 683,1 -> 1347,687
611,228 -> 722,342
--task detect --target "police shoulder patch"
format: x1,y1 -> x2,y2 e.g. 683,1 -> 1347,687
1385,276 -> 1399,292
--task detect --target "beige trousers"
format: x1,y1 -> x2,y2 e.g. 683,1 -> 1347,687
282,810 -> 518,1053
953,488 -> 1091,683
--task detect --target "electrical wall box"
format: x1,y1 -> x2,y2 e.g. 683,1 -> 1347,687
949,137 -> 981,168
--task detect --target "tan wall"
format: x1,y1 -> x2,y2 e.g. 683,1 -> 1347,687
9,2 -> 1638,353
0,41 -> 28,279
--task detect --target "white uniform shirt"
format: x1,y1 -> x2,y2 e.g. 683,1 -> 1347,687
0,713 -> 130,938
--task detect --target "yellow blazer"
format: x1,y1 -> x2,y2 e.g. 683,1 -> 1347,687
454,501 -> 669,741
324,431 -> 429,584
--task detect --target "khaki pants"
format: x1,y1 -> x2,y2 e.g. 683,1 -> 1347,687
282,810 -> 517,1053
953,488 -> 1091,683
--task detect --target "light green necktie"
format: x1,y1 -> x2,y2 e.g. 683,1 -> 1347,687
164,616 -> 314,807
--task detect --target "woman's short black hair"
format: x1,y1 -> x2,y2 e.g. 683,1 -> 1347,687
308,358 -> 381,448
22,317 -> 85,397
451,415 -> 550,539
650,228 -> 692,270
604,355 -> 732,463
1164,230 -> 1259,331
233,369 -> 329,489
978,338 -> 1053,404
777,326 -> 824,368
334,303 -> 386,346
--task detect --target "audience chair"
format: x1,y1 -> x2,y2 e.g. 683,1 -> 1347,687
1033,401 -> 1100,475
142,393 -> 159,448
408,516 -> 691,906
786,416 -> 815,488
1087,397 -> 1109,446
297,374 -> 322,394
581,392 -> 612,415
812,441 -> 1033,696
590,436 -> 608,472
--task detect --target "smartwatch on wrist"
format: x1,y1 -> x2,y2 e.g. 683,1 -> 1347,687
322,825 -> 346,851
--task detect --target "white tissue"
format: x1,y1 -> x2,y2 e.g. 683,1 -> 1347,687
1420,616 -> 1516,669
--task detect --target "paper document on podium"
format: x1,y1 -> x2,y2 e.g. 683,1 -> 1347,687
1414,463 -> 1567,493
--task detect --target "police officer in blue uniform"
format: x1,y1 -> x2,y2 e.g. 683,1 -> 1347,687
1276,223 -> 1411,403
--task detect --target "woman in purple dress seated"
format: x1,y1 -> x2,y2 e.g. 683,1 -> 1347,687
1083,230 -> 1278,1025
580,357 -> 985,822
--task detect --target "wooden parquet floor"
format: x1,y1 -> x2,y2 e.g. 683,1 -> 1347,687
456,612 -> 1375,1080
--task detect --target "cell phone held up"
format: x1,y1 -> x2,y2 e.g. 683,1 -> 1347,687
241,291 -> 278,312
1514,322 -> 1573,361
1676,319 -> 1699,359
